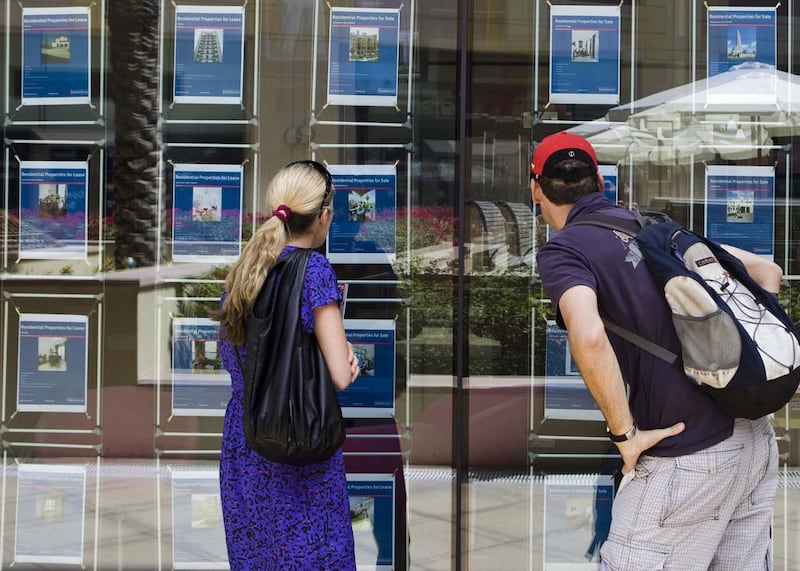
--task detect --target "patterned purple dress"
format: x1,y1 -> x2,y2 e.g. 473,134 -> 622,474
219,246 -> 355,570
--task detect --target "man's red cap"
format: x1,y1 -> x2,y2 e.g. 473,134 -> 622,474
530,132 -> 598,179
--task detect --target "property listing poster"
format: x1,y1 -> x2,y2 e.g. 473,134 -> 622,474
172,317 -> 231,417
21,6 -> 91,106
18,160 -> 88,260
173,5 -> 245,104
347,473 -> 395,570
598,165 -> 618,204
171,469 -> 228,569
172,163 -> 243,263
705,165 -> 775,260
549,5 -> 621,105
17,313 -> 88,413
14,464 -> 87,565
327,164 -> 397,265
706,7 -> 776,105
327,7 -> 401,107
341,319 -> 395,418
544,321 -> 602,421
543,474 -> 614,569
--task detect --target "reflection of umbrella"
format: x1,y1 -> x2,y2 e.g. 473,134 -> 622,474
570,63 -> 793,165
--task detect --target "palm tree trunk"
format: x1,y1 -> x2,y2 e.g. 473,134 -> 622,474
108,0 -> 162,268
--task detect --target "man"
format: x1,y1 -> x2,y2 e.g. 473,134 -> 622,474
533,132 -> 780,570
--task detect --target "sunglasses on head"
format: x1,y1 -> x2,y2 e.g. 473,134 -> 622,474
287,160 -> 333,209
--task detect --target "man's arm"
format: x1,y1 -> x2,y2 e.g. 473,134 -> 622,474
720,244 -> 782,293
559,285 -> 684,473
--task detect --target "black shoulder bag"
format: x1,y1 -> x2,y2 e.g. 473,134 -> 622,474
238,248 -> 345,465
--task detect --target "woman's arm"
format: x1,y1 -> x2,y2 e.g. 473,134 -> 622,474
315,303 -> 359,390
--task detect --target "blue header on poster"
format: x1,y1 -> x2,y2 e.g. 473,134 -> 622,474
707,9 -> 776,76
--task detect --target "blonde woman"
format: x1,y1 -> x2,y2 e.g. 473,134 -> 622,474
216,160 -> 358,570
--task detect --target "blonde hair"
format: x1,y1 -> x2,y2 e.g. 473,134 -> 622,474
217,161 -> 333,345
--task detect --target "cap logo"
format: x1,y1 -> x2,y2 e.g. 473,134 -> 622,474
568,150 -> 575,158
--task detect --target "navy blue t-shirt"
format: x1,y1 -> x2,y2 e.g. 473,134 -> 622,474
537,193 -> 734,457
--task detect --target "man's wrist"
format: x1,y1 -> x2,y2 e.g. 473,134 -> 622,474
607,423 -> 637,442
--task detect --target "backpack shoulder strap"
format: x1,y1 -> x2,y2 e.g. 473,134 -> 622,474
600,317 -> 681,366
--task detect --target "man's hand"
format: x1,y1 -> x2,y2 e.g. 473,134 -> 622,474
616,422 -> 686,474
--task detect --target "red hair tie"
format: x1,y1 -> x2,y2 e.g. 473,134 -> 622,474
272,204 -> 291,223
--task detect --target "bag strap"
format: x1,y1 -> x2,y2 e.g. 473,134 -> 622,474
564,210 -> 682,367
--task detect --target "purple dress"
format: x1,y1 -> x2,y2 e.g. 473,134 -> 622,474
219,246 -> 355,570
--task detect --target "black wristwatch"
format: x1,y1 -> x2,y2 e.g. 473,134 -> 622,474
607,423 -> 637,442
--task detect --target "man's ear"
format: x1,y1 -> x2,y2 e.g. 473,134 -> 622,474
596,173 -> 605,192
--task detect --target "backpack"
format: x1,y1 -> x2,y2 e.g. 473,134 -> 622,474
567,210 -> 800,419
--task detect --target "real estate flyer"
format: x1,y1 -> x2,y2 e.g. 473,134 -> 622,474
173,5 -> 245,104
171,469 -> 228,569
171,317 -> 231,417
172,163 -> 243,263
340,319 -> 396,418
549,5 -> 621,105
18,160 -> 89,261
705,165 -> 775,260
327,164 -> 397,265
14,464 -> 87,565
544,321 -> 602,421
21,6 -> 91,106
17,313 -> 88,413
347,473 -> 395,570
327,7 -> 401,107
706,7 -> 776,105
543,474 -> 614,570
598,164 -> 618,204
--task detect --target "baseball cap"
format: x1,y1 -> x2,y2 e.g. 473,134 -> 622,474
530,132 -> 598,180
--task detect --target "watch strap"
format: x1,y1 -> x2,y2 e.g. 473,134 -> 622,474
607,423 -> 637,442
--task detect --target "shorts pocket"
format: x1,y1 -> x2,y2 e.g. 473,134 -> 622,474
751,426 -> 779,507
600,538 -> 668,571
661,444 -> 743,527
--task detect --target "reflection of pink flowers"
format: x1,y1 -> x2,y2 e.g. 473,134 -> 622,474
21,209 -> 88,241
166,208 -> 269,242
356,206 -> 457,252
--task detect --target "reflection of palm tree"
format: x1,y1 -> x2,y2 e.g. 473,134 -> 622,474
108,1 -> 163,267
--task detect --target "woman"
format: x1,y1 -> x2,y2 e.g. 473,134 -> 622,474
215,160 -> 358,570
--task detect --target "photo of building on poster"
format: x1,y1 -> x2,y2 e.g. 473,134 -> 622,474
21,6 -> 90,106
171,470 -> 228,569
18,161 -> 89,261
14,464 -> 87,565
544,321 -> 602,421
347,474 -> 395,570
171,318 -> 231,417
172,163 -> 243,263
549,5 -> 620,105
543,475 -> 614,569
327,7 -> 400,107
705,165 -> 775,260
340,319 -> 395,418
17,313 -> 88,413
173,5 -> 245,104
327,164 -> 397,265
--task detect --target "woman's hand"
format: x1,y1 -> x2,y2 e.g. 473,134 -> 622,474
347,342 -> 359,382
